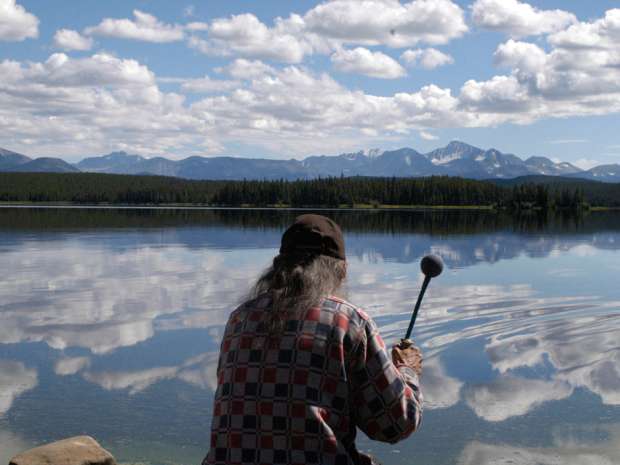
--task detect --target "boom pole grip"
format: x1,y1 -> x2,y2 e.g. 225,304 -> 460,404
404,275 -> 431,340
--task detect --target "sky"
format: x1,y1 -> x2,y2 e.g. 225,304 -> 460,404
0,0 -> 619,168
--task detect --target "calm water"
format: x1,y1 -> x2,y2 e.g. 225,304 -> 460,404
1,208 -> 620,464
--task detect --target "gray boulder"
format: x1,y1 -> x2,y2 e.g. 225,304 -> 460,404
9,436 -> 116,465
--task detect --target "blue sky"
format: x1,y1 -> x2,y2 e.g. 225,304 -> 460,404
0,0 -> 619,168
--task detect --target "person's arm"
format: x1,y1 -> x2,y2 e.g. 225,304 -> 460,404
348,318 -> 423,444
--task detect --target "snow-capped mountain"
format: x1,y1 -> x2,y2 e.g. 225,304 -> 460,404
421,141 -> 582,179
524,156 -> 582,176
1,141 -> 615,181
568,164 -> 620,182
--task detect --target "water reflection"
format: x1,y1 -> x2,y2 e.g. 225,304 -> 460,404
0,244 -> 252,353
484,310 -> 620,409
0,430 -> 33,464
459,425 -> 620,465
465,376 -> 573,422
0,361 -> 37,415
1,207 -> 620,464
3,208 -> 620,268
83,351 -> 220,395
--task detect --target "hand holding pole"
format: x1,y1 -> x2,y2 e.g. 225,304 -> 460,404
401,254 -> 443,347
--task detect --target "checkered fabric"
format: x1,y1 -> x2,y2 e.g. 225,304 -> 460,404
202,294 -> 423,465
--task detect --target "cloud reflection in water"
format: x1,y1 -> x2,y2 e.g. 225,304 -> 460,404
1,210 -> 620,464
459,424 -> 620,465
0,360 -> 37,415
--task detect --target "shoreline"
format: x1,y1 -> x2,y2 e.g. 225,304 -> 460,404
0,202 -> 496,211
1,202 -> 617,211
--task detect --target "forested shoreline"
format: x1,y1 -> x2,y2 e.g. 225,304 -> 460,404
1,172 -> 616,209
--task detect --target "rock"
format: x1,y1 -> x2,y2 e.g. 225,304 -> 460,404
9,436 -> 116,465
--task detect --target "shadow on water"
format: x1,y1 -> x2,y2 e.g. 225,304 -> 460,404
1,207 -> 620,464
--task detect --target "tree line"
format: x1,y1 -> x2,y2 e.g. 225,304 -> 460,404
0,172 -> 610,209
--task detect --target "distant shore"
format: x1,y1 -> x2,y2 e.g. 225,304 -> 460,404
0,201 -> 497,211
1,202 -> 618,212
1,172 -> 613,210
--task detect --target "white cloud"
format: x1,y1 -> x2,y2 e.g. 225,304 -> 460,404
548,9 -> 620,50
30,53 -> 155,87
220,58 -> 276,80
186,1 -> 466,67
84,366 -> 179,394
179,75 -> 239,93
85,10 -> 185,43
459,9 -> 620,124
331,47 -> 406,79
465,376 -> 573,422
0,239 -> 261,353
187,36 -> 228,56
573,159 -> 601,170
471,0 -> 576,37
0,360 -> 37,415
0,430 -> 34,465
549,139 -> 588,145
177,353 -> 221,391
460,75 -> 533,115
192,13 -> 312,63
493,39 -> 547,72
191,65 -> 465,154
54,356 -> 91,376
3,8 -> 620,159
419,130 -> 438,140
185,21 -> 209,32
83,351 -> 220,394
0,49 -> 467,159
53,28 -> 94,51
420,357 -> 463,409
401,48 -> 454,69
304,0 -> 467,47
560,354 -> 620,406
0,0 -> 38,41
479,296 -> 620,420
0,53 -> 223,157
459,432 -> 620,465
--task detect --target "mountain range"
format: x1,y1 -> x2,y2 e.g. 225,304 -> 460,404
0,148 -> 79,173
2,141 -> 620,182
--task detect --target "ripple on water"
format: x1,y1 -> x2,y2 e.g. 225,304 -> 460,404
1,208 -> 620,464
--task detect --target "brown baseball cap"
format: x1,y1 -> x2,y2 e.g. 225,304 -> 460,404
280,214 -> 345,261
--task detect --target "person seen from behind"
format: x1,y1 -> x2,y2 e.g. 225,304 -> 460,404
203,214 -> 423,465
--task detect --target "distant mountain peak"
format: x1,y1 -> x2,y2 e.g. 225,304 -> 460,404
361,148 -> 382,158
1,147 -> 21,156
3,142 -> 617,183
589,164 -> 620,175
0,147 -> 33,169
426,141 -> 482,166
102,151 -> 144,161
525,156 -> 549,162
446,140 -> 479,150
5,156 -> 78,173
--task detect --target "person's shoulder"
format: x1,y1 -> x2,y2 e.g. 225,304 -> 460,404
324,295 -> 372,325
228,294 -> 271,321
323,296 -> 374,348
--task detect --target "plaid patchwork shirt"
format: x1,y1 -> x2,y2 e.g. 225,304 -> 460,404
203,294 -> 423,465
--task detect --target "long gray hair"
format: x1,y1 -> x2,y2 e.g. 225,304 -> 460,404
249,253 -> 347,333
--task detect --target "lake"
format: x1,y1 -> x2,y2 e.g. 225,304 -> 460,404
1,207 -> 620,465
